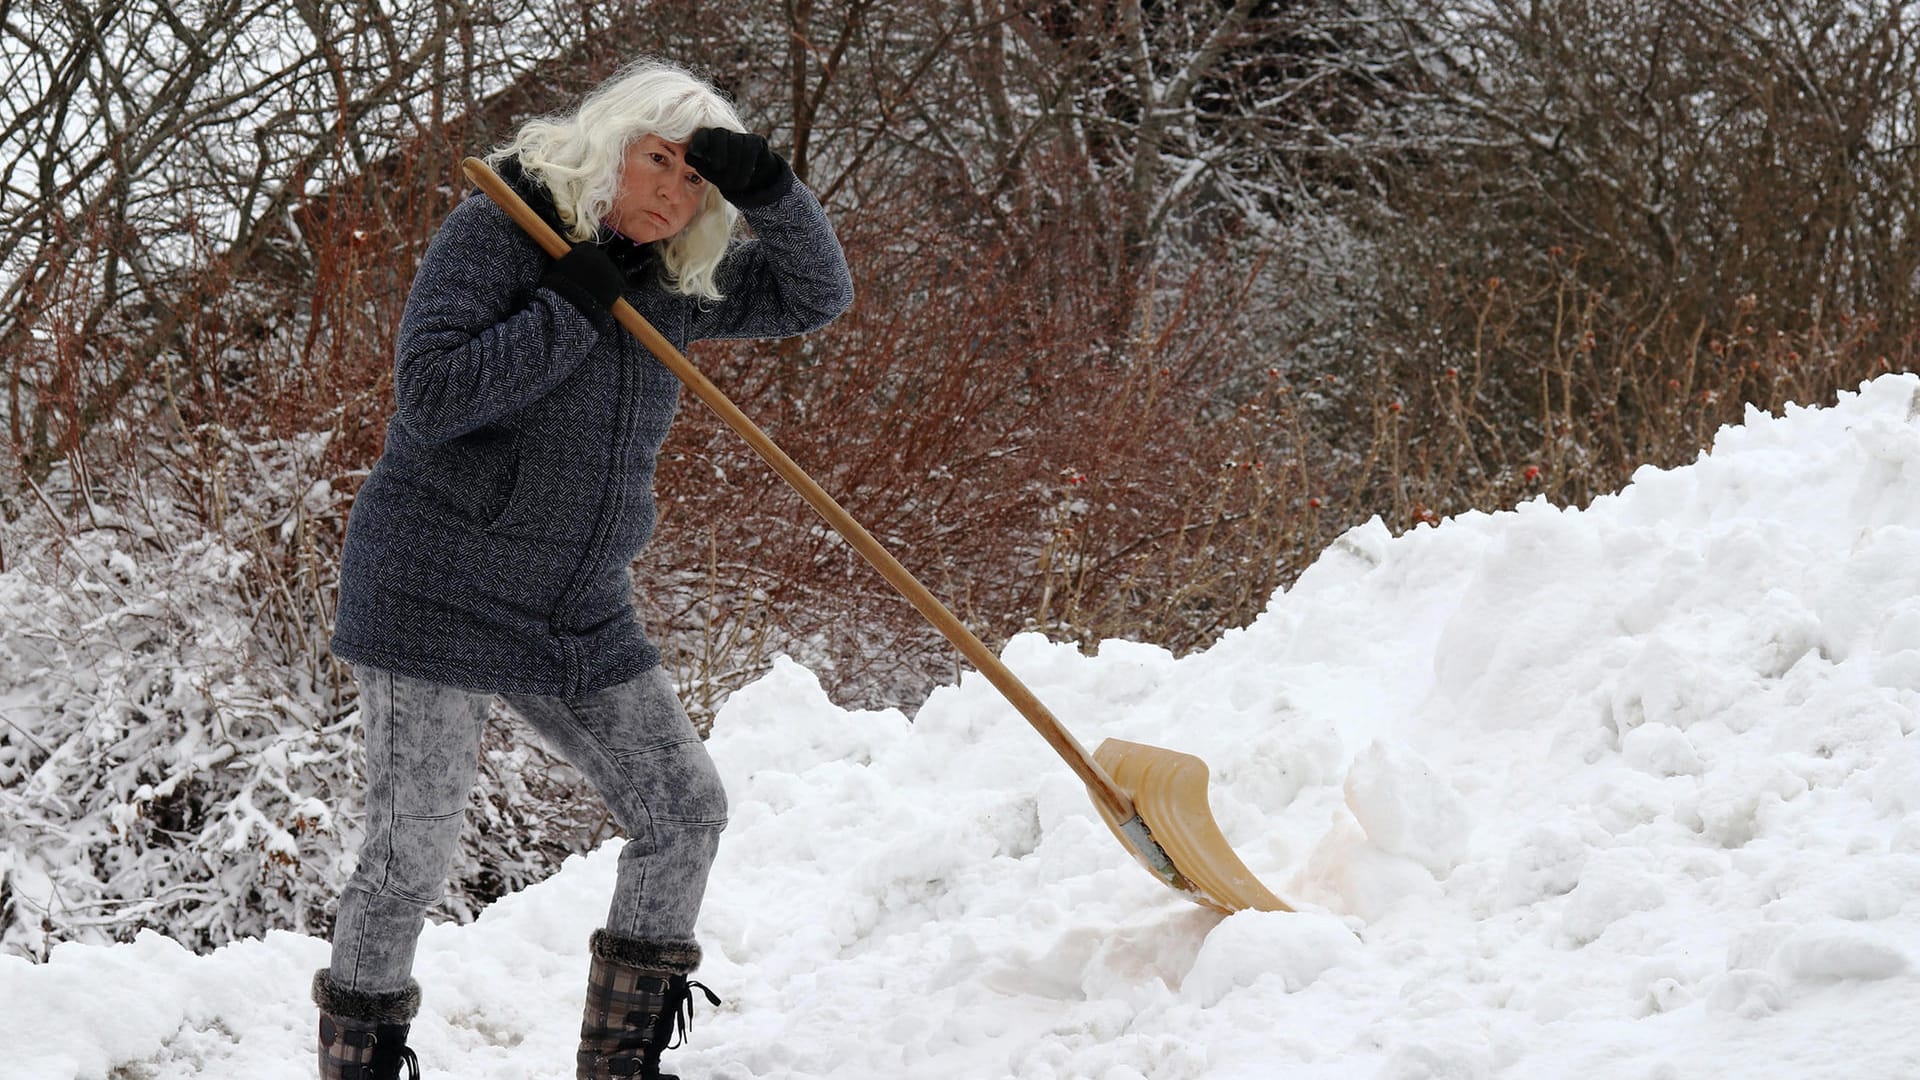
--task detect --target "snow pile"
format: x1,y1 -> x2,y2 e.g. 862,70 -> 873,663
7,375 -> 1920,1078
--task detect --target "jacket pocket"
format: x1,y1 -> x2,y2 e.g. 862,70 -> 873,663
418,424 -> 520,528
483,450 -> 530,533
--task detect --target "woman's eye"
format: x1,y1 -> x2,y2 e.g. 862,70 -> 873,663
687,173 -> 704,186
650,153 -> 668,165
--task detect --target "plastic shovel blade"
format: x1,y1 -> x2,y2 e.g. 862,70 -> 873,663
1090,739 -> 1294,913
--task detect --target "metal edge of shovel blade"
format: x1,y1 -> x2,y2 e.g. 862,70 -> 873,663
1090,738 -> 1295,914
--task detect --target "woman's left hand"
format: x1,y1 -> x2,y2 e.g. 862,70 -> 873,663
686,128 -> 789,208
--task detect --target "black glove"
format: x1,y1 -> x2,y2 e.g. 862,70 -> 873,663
541,242 -> 626,314
686,127 -> 790,209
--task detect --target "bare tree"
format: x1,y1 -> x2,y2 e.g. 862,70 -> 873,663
0,0 -> 550,501
1351,0 -> 1920,338
1293,0 -> 1920,520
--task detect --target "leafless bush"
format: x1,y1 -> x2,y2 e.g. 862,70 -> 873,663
1347,264 -> 1920,526
1311,0 -> 1920,440
641,152 -> 1346,714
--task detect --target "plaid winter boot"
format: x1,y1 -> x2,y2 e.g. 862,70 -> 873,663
311,970 -> 423,1080
576,930 -> 723,1080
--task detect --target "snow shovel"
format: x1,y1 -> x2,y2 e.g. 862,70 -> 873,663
463,157 -> 1291,914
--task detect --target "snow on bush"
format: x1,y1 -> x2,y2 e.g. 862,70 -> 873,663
0,428 -> 604,959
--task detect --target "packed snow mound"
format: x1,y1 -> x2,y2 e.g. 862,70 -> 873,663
8,375 -> 1920,1078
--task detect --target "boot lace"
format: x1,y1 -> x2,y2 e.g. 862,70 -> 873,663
617,977 -> 724,1062
667,979 -> 723,1050
347,1035 -> 418,1080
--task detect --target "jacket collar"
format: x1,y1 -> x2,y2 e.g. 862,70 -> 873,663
489,157 -> 661,280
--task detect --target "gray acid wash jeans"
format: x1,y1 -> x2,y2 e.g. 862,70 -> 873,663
327,664 -> 728,994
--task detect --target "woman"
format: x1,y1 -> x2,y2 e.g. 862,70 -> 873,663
314,59 -> 852,1080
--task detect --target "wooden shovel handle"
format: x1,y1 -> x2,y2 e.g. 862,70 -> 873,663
460,157 -> 1137,822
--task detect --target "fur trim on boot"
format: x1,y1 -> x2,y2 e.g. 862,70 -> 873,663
311,969 -> 423,1024
312,970 -> 422,1080
589,929 -> 701,974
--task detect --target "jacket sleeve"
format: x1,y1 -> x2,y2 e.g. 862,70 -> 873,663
391,195 -> 605,444
688,174 -> 855,342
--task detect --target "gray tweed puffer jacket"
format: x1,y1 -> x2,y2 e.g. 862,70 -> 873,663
331,162 -> 853,697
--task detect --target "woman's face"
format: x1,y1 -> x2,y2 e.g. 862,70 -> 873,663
607,133 -> 706,243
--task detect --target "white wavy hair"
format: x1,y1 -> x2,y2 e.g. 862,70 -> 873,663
491,59 -> 746,300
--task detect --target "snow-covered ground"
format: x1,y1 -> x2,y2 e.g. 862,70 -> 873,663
9,374 -> 1920,1078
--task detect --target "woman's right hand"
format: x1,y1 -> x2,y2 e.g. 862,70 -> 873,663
541,243 -> 628,314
